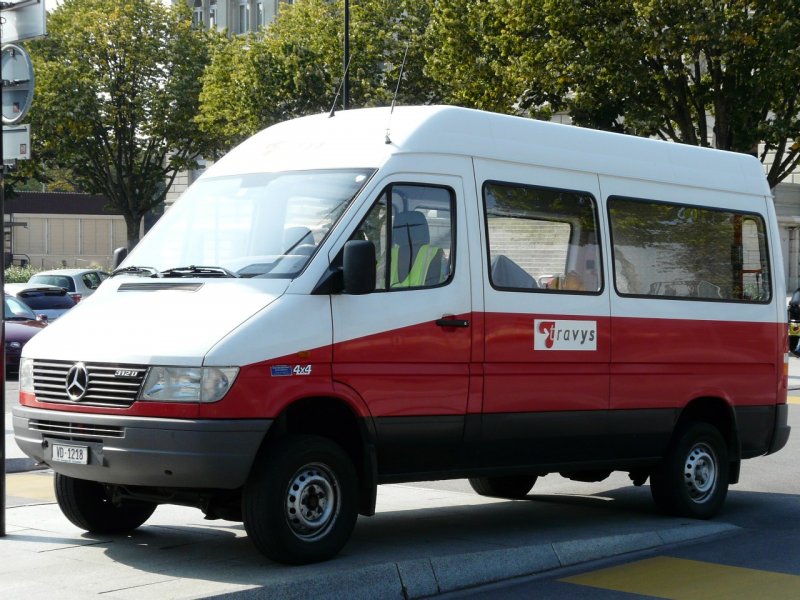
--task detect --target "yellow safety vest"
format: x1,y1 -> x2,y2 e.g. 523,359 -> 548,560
390,244 -> 440,288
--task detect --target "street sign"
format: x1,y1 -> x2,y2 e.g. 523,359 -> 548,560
0,0 -> 46,43
1,43 -> 33,124
3,122 -> 29,160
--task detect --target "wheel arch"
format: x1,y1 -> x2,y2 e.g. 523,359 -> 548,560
259,395 -> 378,516
675,396 -> 741,483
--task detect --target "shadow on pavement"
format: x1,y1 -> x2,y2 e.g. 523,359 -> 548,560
18,485 -> 792,588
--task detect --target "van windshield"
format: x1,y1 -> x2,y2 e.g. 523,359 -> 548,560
122,169 -> 374,279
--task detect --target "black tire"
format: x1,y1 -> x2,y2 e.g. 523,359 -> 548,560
54,473 -> 156,533
468,475 -> 538,499
650,422 -> 729,519
242,435 -> 359,564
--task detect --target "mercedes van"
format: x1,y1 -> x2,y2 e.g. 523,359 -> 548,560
13,106 -> 790,564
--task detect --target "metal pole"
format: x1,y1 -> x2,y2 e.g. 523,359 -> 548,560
343,0 -> 349,111
1,27 -> 6,538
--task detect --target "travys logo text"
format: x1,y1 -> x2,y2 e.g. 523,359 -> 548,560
534,319 -> 597,351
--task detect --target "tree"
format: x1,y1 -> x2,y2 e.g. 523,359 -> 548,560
198,0 -> 442,150
426,0 -> 800,188
28,0 -> 216,249
425,0 -> 552,118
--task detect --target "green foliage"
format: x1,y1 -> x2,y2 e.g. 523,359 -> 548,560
13,167 -> 82,193
26,0 -> 217,247
425,0 -> 552,118
197,0 -> 442,149
4,264 -> 38,284
425,0 -> 800,187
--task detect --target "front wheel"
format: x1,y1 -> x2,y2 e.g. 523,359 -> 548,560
650,422 -> 729,519
242,435 -> 358,564
468,475 -> 538,499
54,474 -> 156,533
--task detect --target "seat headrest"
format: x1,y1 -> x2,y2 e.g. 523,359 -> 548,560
393,211 -> 429,246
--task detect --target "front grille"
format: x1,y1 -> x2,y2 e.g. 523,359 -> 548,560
29,419 -> 124,440
33,360 -> 147,408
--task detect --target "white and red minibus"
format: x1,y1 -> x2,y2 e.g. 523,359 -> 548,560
13,106 -> 790,563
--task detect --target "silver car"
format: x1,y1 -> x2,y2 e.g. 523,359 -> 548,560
28,268 -> 109,303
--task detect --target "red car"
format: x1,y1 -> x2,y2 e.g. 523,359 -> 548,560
4,293 -> 46,376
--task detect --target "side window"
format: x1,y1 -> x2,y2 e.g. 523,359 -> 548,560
83,273 -> 100,289
483,181 -> 602,293
608,197 -> 771,302
353,184 -> 455,290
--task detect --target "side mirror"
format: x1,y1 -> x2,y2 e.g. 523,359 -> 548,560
343,240 -> 376,295
112,247 -> 128,269
36,314 -> 48,324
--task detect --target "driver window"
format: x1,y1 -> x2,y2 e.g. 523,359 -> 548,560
352,183 -> 455,291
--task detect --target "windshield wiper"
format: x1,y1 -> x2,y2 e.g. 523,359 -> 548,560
110,265 -> 160,278
160,265 -> 238,278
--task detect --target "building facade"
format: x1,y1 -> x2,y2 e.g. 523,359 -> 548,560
179,0 -> 293,35
3,192 -> 127,270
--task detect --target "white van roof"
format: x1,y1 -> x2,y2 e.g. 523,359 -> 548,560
209,105 -> 771,197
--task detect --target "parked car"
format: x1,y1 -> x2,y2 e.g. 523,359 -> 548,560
789,288 -> 800,355
5,283 -> 77,321
4,294 -> 46,376
28,268 -> 110,303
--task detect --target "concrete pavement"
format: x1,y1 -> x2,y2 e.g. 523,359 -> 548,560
1,361 -> 797,599
2,470 -> 739,599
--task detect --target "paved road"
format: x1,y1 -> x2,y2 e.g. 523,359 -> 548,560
441,402 -> 800,598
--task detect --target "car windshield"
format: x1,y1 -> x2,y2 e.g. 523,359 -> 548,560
121,169 -> 374,278
4,296 -> 36,320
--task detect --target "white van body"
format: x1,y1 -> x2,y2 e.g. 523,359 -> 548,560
13,106 -> 790,564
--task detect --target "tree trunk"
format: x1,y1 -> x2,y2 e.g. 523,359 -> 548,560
125,214 -> 141,252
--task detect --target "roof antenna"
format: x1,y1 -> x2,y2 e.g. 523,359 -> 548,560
329,55 -> 353,118
385,44 -> 410,144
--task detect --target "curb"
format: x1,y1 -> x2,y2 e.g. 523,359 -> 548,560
4,457 -> 46,473
208,523 -> 739,600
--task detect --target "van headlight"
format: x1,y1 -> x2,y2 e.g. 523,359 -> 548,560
19,357 -> 34,393
141,366 -> 239,403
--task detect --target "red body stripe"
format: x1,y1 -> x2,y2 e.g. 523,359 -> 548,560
20,312 -> 785,419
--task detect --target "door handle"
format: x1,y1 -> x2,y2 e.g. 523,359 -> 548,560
436,317 -> 470,328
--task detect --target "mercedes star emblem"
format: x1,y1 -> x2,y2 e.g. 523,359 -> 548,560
66,362 -> 89,401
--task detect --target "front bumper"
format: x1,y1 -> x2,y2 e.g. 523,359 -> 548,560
12,405 -> 271,489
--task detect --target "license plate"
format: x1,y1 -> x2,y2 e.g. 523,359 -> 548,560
52,443 -> 88,465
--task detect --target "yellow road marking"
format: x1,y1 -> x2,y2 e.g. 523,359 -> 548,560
6,471 -> 55,502
562,557 -> 800,600
788,395 -> 800,405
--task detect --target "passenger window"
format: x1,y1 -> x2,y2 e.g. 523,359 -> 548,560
353,184 -> 455,290
483,182 -> 602,293
608,197 -> 771,302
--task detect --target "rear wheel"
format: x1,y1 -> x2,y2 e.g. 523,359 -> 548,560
650,422 -> 729,519
242,435 -> 358,564
54,474 -> 156,533
468,475 -> 538,499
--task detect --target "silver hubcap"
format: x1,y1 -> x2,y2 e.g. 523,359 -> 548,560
683,442 -> 717,503
285,463 -> 339,540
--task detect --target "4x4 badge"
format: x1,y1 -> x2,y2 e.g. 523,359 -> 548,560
66,363 -> 89,401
